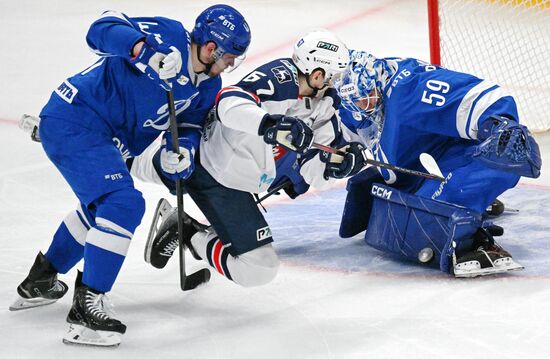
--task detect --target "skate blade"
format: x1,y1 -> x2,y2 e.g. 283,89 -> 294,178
9,295 -> 58,311
144,198 -> 174,263
63,324 -> 122,348
454,260 -> 524,278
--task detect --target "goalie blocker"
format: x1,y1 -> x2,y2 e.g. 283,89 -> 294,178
340,168 -> 522,277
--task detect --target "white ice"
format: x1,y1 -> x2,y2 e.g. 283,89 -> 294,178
1,1 -> 550,358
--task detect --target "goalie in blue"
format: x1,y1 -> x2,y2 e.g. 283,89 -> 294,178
335,50 -> 541,278
10,5 -> 251,347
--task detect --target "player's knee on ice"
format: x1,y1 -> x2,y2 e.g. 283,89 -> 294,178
191,230 -> 279,287
228,244 -> 280,287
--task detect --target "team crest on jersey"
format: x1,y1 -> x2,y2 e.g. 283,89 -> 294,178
143,92 -> 199,130
256,226 -> 272,241
177,75 -> 189,86
271,66 -> 292,84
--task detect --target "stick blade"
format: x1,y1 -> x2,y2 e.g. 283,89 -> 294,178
419,153 -> 444,179
182,268 -> 211,291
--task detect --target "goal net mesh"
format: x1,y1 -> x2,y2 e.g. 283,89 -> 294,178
437,0 -> 550,131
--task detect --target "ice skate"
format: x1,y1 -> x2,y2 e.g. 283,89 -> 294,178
452,227 -> 523,277
10,252 -> 68,311
63,273 -> 126,347
144,199 -> 208,268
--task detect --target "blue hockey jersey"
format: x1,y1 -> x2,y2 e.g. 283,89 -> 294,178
40,11 -> 221,157
341,58 -> 519,189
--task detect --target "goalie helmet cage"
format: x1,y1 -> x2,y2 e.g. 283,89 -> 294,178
427,0 -> 550,132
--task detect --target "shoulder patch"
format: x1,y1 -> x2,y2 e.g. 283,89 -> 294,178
54,80 -> 78,104
271,66 -> 292,84
280,59 -> 299,86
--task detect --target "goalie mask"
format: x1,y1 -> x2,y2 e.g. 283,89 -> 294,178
335,50 -> 397,149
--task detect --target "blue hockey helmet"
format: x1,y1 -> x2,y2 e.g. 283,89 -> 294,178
191,4 -> 251,71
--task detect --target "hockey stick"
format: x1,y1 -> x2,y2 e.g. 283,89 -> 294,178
256,181 -> 288,203
255,180 -> 292,204
164,83 -> 211,291
311,142 -> 445,181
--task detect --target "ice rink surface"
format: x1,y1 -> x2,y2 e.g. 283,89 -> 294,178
1,0 -> 549,358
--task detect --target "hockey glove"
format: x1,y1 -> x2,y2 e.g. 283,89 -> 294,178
160,134 -> 195,181
130,34 -> 182,88
470,115 -> 541,178
259,114 -> 314,155
320,142 -> 367,179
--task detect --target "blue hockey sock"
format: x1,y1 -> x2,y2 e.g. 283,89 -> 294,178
45,209 -> 90,273
81,187 -> 145,292
83,227 -> 129,292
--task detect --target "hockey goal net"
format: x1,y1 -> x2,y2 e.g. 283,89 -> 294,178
428,0 -> 550,132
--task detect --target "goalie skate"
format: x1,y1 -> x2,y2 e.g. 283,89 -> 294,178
452,243 -> 524,278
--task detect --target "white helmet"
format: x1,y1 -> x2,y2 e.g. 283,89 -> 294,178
292,29 -> 350,85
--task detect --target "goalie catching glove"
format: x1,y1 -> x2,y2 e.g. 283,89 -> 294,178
259,114 -> 314,155
321,142 -> 367,179
471,115 -> 541,178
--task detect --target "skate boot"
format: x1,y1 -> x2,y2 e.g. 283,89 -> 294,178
144,199 -> 208,268
452,226 -> 523,278
10,252 -> 68,311
63,274 -> 126,347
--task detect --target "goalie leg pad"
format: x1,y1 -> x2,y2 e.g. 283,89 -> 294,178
365,183 -> 485,272
339,167 -> 383,238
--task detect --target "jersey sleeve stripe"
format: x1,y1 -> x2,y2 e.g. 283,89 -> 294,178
455,80 -> 496,139
467,86 -> 512,139
99,10 -> 133,24
215,86 -> 260,105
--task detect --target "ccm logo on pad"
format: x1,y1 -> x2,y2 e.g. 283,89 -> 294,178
371,185 -> 392,199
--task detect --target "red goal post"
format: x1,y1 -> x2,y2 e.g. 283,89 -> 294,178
428,0 -> 550,132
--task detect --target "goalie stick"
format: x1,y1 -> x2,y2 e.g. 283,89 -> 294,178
311,142 -> 446,181
164,82 -> 211,291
